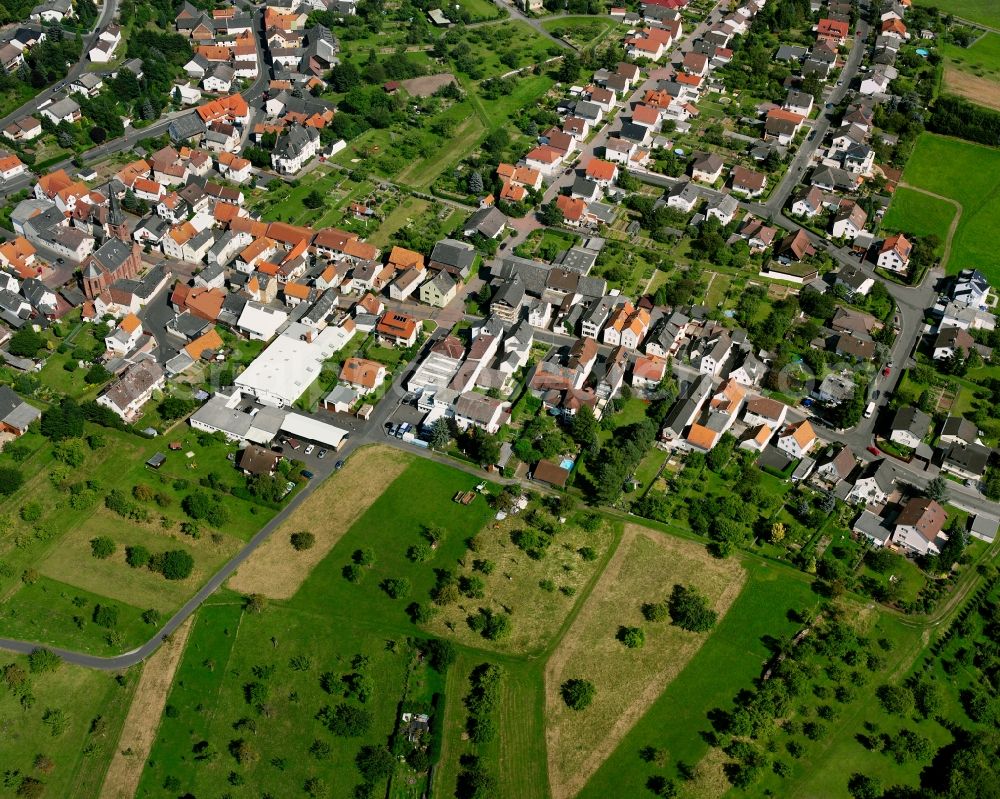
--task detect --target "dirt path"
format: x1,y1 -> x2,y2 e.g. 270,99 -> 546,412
227,445 -> 411,599
98,618 -> 194,799
898,181 -> 963,270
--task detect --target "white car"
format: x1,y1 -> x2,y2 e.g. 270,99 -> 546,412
304,444 -> 315,455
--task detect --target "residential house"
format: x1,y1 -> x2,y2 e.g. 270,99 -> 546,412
691,151 -> 725,183
835,264 -> 875,297
939,415 -> 978,447
831,200 -> 868,240
743,396 -> 787,430
888,406 -> 930,449
420,270 -> 458,308
932,326 -> 976,361
876,233 -> 912,274
96,358 -> 166,421
894,497 -> 946,555
776,419 -> 817,458
848,459 -> 897,506
0,386 -> 41,436
941,441 -> 991,481
339,357 -> 386,395
814,445 -> 856,487
376,311 -> 418,347
730,165 -> 767,198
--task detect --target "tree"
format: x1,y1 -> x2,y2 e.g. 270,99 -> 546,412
7,328 -> 45,357
467,170 -> 484,195
847,773 -> 882,799
770,522 -> 786,543
157,549 -> 194,580
642,601 -> 669,622
355,745 -> 395,783
229,738 -> 259,765
322,702 -> 373,736
81,362 -> 111,385
89,536 -> 116,559
290,531 -> 316,551
876,683 -> 914,716
0,466 -> 24,496
667,584 -> 717,632
42,707 -> 67,737
423,638 -> 456,671
303,190 -> 324,209
570,404 -> 599,447
923,475 -> 949,503
429,418 -> 452,450
244,593 -> 267,614
92,604 -> 119,628
560,678 -> 595,710
538,200 -> 564,227
159,395 -> 194,419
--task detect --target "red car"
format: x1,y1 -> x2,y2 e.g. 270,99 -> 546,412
882,367 -> 891,377
867,445 -> 881,456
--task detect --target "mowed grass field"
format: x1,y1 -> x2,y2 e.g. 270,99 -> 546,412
544,527 -> 746,799
881,186 -> 957,257
0,422 -> 280,654
422,514 -> 618,656
892,133 -> 1000,280
941,33 -> 1000,110
916,0 -> 1000,27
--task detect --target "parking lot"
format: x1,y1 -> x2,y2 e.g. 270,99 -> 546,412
383,400 -> 426,437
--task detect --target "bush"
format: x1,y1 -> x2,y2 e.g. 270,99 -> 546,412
560,678 -> 595,710
0,466 -> 25,496
290,531 -> 316,551
150,549 -> 194,580
617,626 -> 645,648
89,536 -> 116,560
320,703 -> 373,737
182,491 -> 229,527
380,577 -> 410,599
28,648 -> 61,674
642,601 -> 669,622
92,604 -> 119,628
125,545 -> 150,568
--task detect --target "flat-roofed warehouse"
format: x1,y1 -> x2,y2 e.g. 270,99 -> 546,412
235,325 -> 353,408
280,412 -> 350,450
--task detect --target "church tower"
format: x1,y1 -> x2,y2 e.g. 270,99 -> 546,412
107,188 -> 128,242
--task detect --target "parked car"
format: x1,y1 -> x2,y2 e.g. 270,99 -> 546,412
334,460 -> 344,471
302,470 -> 315,479
867,445 -> 881,456
882,367 -> 891,377
304,444 -> 315,455
286,437 -> 302,450
317,448 -> 327,460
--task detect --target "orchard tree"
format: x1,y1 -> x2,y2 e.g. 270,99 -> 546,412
560,678 -> 595,710
668,584 -> 717,632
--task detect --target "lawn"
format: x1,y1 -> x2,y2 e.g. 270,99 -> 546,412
578,559 -> 818,798
0,652 -> 139,799
894,133 -> 1000,280
368,197 -> 433,248
0,575 -> 151,654
544,527 -> 746,799
250,167 -> 347,226
880,186 -> 956,257
916,0 -> 1000,27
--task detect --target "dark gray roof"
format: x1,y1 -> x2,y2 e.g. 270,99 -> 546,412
891,405 -> 930,437
430,238 -> 476,271
943,441 -> 991,475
